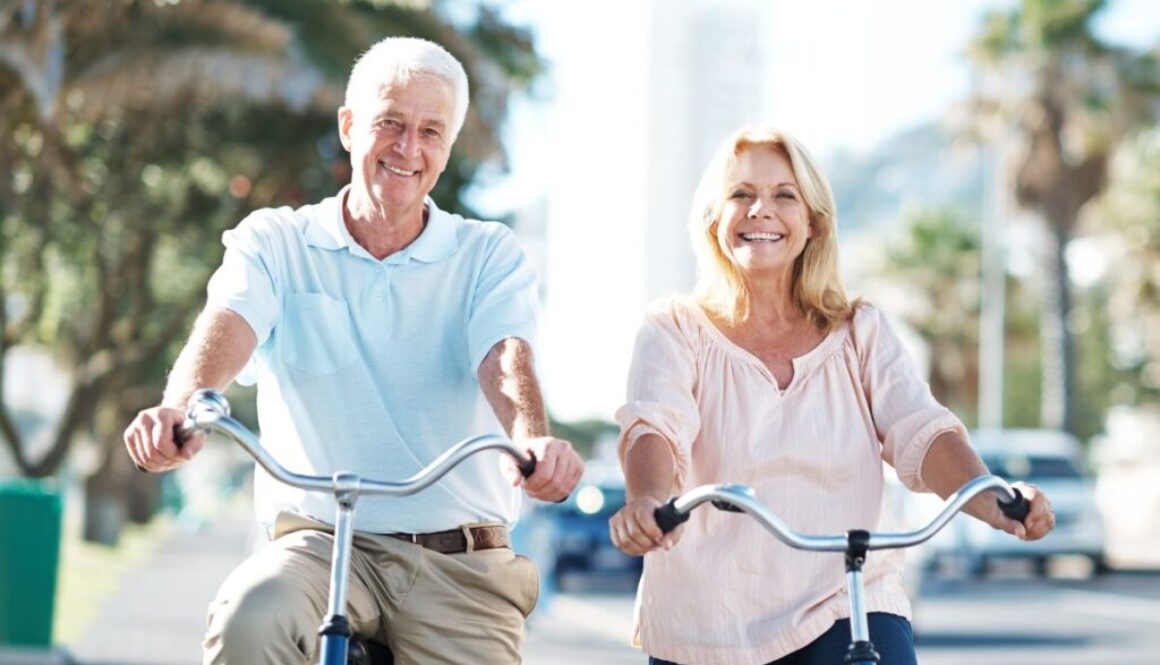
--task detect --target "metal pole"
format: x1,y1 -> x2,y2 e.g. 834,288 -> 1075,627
978,140 -> 1006,429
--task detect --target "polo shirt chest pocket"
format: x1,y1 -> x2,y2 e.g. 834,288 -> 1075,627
279,293 -> 360,375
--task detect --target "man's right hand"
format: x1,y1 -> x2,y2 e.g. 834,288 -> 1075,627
609,495 -> 682,556
124,406 -> 205,472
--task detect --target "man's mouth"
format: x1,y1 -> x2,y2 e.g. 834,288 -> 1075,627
381,161 -> 418,177
739,232 -> 784,242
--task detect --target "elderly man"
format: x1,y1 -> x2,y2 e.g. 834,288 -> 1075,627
123,37 -> 583,664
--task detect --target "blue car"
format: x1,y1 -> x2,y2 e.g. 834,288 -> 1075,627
537,481 -> 643,586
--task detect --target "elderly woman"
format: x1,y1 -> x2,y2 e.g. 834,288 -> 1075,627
609,126 -> 1055,665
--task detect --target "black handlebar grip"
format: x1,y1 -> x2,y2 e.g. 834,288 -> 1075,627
654,498 -> 691,534
517,456 -> 536,479
997,488 -> 1030,522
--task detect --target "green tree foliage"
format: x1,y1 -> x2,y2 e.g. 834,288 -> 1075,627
964,0 -> 1159,433
877,207 -> 1128,442
880,209 -> 983,420
1087,129 -> 1160,403
0,0 -> 543,534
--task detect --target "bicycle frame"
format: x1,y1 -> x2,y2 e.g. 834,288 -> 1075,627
655,476 -> 1029,665
179,389 -> 536,665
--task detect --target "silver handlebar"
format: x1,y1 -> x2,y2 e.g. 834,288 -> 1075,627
666,474 -> 1022,552
178,388 -> 536,496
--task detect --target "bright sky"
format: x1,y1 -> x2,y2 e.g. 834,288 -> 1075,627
478,0 -> 1158,215
472,0 -> 1158,423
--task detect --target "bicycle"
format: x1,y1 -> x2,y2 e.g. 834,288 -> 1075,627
652,475 -> 1031,665
176,388 -> 537,665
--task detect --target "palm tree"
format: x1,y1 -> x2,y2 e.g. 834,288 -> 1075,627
962,0 -> 1158,433
1088,129 -> 1160,403
0,0 -> 544,540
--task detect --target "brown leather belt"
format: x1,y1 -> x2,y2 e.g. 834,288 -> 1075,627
386,524 -> 509,554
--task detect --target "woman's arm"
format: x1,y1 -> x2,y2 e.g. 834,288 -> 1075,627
920,430 -> 1055,540
610,432 -> 681,555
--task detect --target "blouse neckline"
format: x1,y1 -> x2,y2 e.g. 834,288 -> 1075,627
679,299 -> 849,392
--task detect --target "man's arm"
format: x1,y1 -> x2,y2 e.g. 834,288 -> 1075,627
478,337 -> 583,502
124,308 -> 257,472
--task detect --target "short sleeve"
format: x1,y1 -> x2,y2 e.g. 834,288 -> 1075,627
614,305 -> 701,491
205,213 -> 282,384
466,226 -> 540,372
854,304 -> 966,492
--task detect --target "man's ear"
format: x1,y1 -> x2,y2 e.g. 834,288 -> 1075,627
337,106 -> 353,152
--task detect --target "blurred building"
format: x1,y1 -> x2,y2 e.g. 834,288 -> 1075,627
537,0 -> 769,421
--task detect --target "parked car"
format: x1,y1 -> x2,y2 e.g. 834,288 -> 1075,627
918,429 -> 1107,577
536,476 -> 642,587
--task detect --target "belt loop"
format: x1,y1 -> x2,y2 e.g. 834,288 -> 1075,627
410,533 -> 418,544
460,525 -> 476,553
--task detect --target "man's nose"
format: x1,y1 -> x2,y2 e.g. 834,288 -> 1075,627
394,127 -> 421,158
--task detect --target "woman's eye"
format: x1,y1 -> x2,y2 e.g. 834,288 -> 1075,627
777,191 -> 797,201
730,191 -> 752,200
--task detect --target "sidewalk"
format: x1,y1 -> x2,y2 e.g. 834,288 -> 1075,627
49,508 -> 639,665
65,514 -> 253,665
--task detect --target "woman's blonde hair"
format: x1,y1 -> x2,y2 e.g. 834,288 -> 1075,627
688,125 -> 856,330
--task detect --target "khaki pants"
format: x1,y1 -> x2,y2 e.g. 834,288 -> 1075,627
203,512 -> 540,665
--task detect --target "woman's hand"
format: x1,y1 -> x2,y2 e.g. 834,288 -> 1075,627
609,495 -> 682,555
1004,482 -> 1056,541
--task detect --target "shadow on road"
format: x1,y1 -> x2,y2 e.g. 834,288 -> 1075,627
916,632 -> 1089,649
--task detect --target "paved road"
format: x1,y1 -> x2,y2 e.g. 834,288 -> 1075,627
526,569 -> 1160,664
53,512 -> 1160,665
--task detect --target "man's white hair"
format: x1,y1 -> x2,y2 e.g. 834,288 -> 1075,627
345,37 -> 470,140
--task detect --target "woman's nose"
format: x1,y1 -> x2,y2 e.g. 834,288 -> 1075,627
748,199 -> 772,218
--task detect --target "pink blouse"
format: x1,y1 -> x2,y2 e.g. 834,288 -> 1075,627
616,299 -> 964,665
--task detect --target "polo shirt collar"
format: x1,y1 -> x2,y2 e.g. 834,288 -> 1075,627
304,186 -> 458,264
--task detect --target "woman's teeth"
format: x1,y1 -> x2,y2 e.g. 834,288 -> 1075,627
740,232 -> 784,242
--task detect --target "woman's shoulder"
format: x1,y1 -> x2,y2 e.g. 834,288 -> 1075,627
639,296 -> 710,343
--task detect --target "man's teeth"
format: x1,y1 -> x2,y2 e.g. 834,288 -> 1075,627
382,163 -> 417,177
740,232 -> 784,242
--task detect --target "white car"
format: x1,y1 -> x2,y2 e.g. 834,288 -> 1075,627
917,429 -> 1107,577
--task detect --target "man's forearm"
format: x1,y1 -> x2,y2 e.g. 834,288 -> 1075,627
478,337 -> 549,441
161,308 -> 258,409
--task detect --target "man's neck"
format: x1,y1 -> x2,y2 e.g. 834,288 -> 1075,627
343,192 -> 427,260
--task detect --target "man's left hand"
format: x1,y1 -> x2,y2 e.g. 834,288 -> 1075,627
506,437 -> 583,502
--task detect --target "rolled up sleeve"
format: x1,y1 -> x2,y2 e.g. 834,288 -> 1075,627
855,305 -> 966,492
615,307 -> 701,491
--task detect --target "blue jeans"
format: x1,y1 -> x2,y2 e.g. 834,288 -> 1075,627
647,612 -> 916,665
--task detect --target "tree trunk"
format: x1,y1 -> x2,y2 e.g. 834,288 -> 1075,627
1039,223 -> 1075,434
82,449 -> 125,546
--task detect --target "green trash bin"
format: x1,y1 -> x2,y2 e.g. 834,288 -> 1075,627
0,479 -> 63,647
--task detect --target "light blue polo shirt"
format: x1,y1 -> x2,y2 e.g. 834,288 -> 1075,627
205,187 -> 540,533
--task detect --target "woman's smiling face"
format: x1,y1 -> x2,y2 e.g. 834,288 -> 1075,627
715,144 -> 813,279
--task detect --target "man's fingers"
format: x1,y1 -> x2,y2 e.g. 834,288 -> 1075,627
125,406 -> 194,473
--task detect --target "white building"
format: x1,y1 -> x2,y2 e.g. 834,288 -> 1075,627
537,0 -> 769,421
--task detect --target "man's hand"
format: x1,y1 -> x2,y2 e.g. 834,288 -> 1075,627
123,406 -> 205,473
609,495 -> 681,555
506,436 -> 583,503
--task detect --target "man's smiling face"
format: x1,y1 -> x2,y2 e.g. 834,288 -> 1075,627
339,73 -> 455,220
